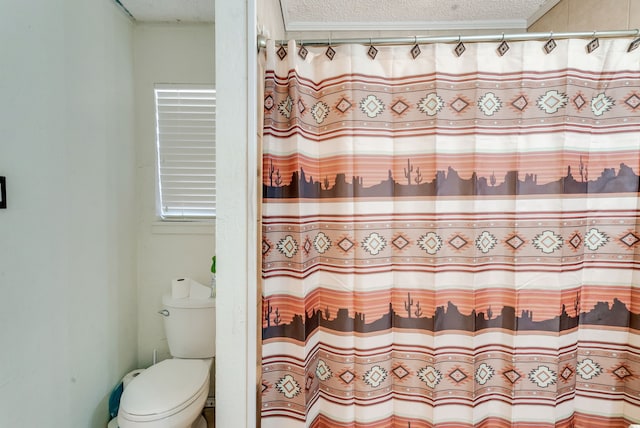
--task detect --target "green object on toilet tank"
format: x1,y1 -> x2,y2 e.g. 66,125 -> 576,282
211,256 -> 216,298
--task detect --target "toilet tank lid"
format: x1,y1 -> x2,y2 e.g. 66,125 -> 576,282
120,359 -> 209,417
162,294 -> 215,308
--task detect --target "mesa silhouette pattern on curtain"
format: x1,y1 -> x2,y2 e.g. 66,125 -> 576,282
261,38 -> 640,427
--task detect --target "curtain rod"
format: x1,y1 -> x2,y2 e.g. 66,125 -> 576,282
257,30 -> 639,49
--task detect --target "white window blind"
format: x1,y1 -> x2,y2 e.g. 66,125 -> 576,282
155,84 -> 216,219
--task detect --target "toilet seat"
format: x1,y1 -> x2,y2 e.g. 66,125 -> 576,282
118,359 -> 210,424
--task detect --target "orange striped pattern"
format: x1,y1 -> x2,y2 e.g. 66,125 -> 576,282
263,151 -> 640,190
308,413 -> 633,428
262,285 -> 640,330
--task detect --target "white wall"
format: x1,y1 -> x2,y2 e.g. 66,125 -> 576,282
132,23 -> 215,367
0,1 -> 137,427
529,0 -> 640,31
215,0 -> 259,426
257,0 -> 286,39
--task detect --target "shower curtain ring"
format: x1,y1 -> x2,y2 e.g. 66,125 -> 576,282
544,31 -> 556,54
587,31 -> 600,53
628,29 -> 640,52
298,40 -> 308,59
367,38 -> 378,59
454,35 -> 465,57
411,35 -> 421,58
325,36 -> 336,60
497,32 -> 509,56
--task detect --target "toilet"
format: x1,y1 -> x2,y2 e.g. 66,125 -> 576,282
118,294 -> 215,428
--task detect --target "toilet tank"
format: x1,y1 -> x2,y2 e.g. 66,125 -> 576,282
161,295 -> 216,358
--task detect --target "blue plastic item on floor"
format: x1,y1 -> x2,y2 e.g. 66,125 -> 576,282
108,381 -> 124,419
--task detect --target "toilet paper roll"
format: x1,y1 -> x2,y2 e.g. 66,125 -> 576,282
171,278 -> 190,298
122,369 -> 145,389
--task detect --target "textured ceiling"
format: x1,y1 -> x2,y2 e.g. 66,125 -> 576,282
118,0 -> 214,22
116,0 -> 557,29
280,0 -> 560,31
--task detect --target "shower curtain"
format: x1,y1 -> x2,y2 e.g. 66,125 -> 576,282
261,38 -> 640,427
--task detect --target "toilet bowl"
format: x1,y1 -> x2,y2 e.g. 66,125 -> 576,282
118,358 -> 211,427
118,294 -> 216,428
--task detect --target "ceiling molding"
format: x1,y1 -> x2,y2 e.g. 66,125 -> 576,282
283,19 -> 529,33
117,0 -> 214,23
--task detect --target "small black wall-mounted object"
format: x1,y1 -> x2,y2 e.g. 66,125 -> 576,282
0,176 -> 6,209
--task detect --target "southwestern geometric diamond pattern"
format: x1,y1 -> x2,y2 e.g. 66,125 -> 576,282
338,236 -> 355,253
303,236 -> 312,255
363,365 -> 388,388
476,231 -> 498,254
568,232 -> 582,250
503,368 -> 522,384
391,99 -> 410,116
449,234 -> 468,250
278,95 -> 293,118
560,366 -> 574,382
277,235 -> 298,258
510,95 -> 528,112
584,228 -> 608,251
418,366 -> 442,389
361,232 -> 387,255
528,365 -> 557,388
311,101 -> 330,124
478,92 -> 502,116
417,93 -> 444,116
276,374 -> 301,399
418,232 -> 443,255
360,95 -> 385,118
532,230 -> 563,254
448,367 -> 469,384
573,93 -> 587,111
625,93 -> 640,110
392,234 -> 410,251
612,365 -> 633,380
335,97 -> 353,114
339,369 -> 356,385
392,365 -> 410,380
620,231 -> 640,247
505,234 -> 525,250
450,96 -> 471,113
576,358 -> 602,380
316,359 -> 332,381
313,232 -> 331,254
475,363 -> 495,385
537,90 -> 568,114
591,93 -> 615,116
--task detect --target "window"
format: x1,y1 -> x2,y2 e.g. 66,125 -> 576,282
154,84 -> 216,219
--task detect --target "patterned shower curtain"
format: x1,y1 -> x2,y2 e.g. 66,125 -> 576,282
260,38 -> 640,427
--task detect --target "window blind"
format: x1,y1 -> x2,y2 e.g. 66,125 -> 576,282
155,84 -> 216,219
